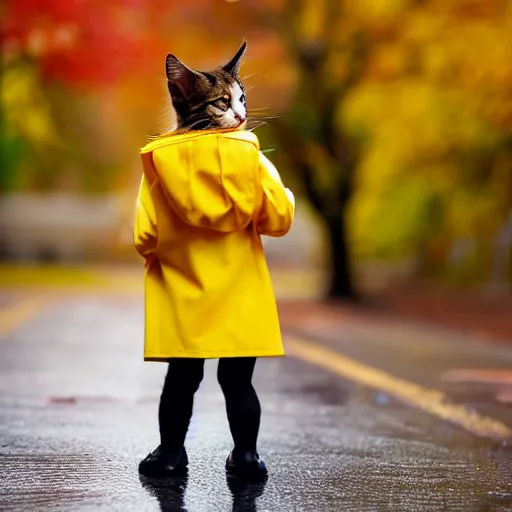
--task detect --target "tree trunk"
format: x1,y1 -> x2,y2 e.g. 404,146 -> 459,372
325,213 -> 357,301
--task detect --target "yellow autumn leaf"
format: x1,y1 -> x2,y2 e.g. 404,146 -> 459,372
2,61 -> 57,147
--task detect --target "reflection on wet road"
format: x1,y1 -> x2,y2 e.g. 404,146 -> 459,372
1,293 -> 512,511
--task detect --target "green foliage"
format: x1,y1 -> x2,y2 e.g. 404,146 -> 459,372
0,119 -> 25,191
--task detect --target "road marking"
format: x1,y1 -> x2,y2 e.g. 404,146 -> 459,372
0,295 -> 50,339
286,335 -> 512,441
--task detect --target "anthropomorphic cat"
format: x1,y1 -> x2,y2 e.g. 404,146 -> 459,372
134,41 -> 295,481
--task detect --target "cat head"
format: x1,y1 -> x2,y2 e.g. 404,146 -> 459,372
166,41 -> 247,131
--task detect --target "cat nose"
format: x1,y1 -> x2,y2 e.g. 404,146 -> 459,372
234,113 -> 246,123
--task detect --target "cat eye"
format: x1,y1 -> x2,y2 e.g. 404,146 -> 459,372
213,97 -> 230,111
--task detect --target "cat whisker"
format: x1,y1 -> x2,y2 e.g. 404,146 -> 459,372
247,121 -> 268,132
241,73 -> 260,81
249,115 -> 282,121
185,117 -> 214,130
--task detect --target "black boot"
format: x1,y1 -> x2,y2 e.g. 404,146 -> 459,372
139,446 -> 188,478
225,449 -> 268,481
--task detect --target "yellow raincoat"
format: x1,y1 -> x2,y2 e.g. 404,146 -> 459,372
134,129 -> 295,361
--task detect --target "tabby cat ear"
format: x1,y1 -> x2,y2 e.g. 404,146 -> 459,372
166,54 -> 204,97
222,40 -> 247,76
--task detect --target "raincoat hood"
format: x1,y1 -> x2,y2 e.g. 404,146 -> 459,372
140,129 -> 262,233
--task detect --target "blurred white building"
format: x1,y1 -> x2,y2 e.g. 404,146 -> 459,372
0,193 -> 319,266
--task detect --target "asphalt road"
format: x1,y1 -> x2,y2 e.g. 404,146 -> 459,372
1,290 -> 512,511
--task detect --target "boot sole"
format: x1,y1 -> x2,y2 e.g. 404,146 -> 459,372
226,464 -> 268,482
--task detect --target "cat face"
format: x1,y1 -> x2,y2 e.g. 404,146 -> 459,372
166,41 -> 247,131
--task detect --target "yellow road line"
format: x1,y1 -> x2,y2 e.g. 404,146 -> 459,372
286,335 -> 512,441
0,295 -> 50,339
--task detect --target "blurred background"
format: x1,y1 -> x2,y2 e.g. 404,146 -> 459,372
2,0 -> 512,324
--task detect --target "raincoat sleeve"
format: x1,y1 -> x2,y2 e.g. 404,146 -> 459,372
257,152 -> 295,237
133,174 -> 158,258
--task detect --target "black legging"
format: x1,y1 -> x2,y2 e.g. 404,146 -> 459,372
159,358 -> 261,454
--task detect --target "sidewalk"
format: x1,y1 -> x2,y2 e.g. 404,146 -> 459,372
371,283 -> 512,345
278,288 -> 512,348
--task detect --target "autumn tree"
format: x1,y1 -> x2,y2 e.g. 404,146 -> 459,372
264,0 -> 383,300
1,0 -> 157,191
242,0 -> 512,298
342,0 -> 512,284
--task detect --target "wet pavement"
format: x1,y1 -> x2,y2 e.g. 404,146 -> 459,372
1,290 -> 512,511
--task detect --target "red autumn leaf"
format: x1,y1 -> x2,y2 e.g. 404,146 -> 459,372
3,0 -> 150,86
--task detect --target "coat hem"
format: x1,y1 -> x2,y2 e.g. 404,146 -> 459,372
144,350 -> 285,362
